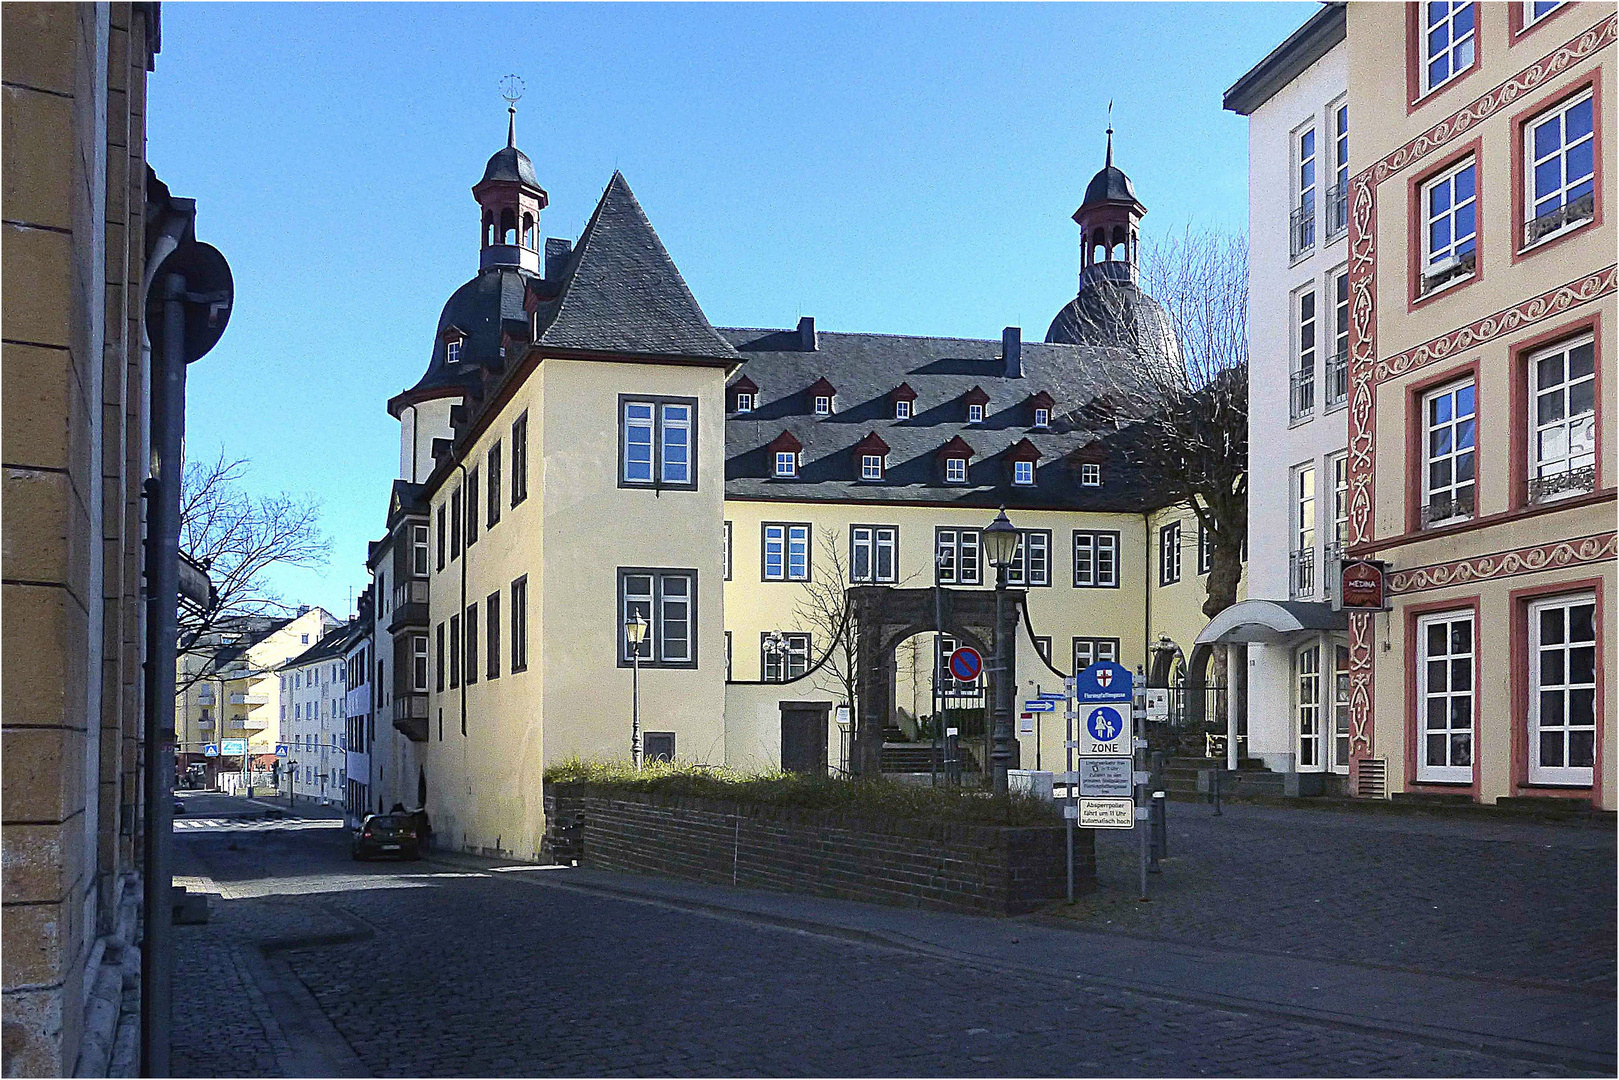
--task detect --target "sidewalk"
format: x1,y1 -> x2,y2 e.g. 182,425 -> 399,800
425,847 -> 1616,1074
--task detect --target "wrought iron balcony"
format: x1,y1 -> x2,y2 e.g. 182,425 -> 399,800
1290,368 -> 1316,421
1324,347 -> 1349,407
1290,546 -> 1316,599
1290,202 -> 1317,259
1322,543 -> 1344,600
1525,192 -> 1594,247
1527,464 -> 1597,504
1421,488 -> 1475,528
1325,184 -> 1348,239
1419,249 -> 1476,295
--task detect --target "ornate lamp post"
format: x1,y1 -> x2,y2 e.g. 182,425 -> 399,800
625,613 -> 649,770
981,508 -> 1021,795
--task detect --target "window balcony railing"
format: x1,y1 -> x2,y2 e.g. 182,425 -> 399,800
1290,546 -> 1316,599
196,689 -> 215,705
1325,184 -> 1348,239
1525,192 -> 1594,247
1324,347 -> 1349,407
1290,369 -> 1316,421
1419,249 -> 1475,295
1527,463 -> 1597,504
1421,488 -> 1475,528
1321,543 -> 1344,600
1290,203 -> 1317,259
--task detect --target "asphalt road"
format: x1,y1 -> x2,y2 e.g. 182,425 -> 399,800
170,792 -> 1615,1077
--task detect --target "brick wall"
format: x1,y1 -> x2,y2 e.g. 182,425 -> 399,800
545,785 -> 1093,916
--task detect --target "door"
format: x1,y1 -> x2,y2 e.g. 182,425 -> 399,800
1295,642 -> 1322,771
780,704 -> 830,774
1331,640 -> 1352,774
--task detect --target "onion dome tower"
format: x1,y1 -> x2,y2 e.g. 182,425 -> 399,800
475,100 -> 548,274
1046,125 -> 1177,365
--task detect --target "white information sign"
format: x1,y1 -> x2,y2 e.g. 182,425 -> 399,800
1017,713 -> 1036,736
1141,688 -> 1170,721
1079,797 -> 1135,829
1079,704 -> 1132,756
1078,757 -> 1132,797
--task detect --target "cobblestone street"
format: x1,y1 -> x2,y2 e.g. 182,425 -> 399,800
170,793 -> 1615,1077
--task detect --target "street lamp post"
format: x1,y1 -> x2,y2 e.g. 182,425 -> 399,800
625,613 -> 649,770
981,508 -> 1021,796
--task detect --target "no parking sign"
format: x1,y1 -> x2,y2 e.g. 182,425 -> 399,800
947,646 -> 983,683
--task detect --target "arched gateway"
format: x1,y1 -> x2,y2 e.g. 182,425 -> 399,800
849,585 -> 1024,778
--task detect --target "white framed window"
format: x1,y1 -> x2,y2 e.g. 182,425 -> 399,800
968,403 -> 984,424
773,450 -> 797,478
446,338 -> 463,364
813,395 -> 831,416
895,399 -> 911,420
1329,102 -> 1349,236
617,569 -> 697,667
850,525 -> 898,584
1033,407 -> 1050,428
1416,610 -> 1474,783
1292,286 -> 1316,420
722,521 -> 732,581
411,636 -> 429,693
1080,462 -> 1101,487
1525,0 -> 1563,24
1326,268 -> 1349,407
1422,379 -> 1476,526
935,528 -> 981,586
1296,642 -> 1322,770
620,397 -> 696,488
1005,530 -> 1050,587
861,454 -> 884,481
1072,637 -> 1120,671
1297,124 -> 1317,217
944,457 -> 968,484
1421,158 -> 1477,291
734,392 -> 753,413
1292,463 -> 1316,598
1529,593 -> 1597,786
1422,1 -> 1476,95
1332,642 -> 1351,773
1197,521 -> 1213,576
411,525 -> 430,577
1159,521 -> 1182,586
762,523 -> 810,582
1525,88 -> 1595,246
1329,451 -> 1349,550
1012,460 -> 1034,486
1073,531 -> 1119,588
1528,333 -> 1596,500
762,632 -> 810,682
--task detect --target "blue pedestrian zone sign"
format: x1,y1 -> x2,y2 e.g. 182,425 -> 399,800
202,744 -> 218,757
1086,706 -> 1125,743
1074,661 -> 1133,703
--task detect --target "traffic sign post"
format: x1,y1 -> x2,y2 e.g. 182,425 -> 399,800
1069,662 -> 1151,899
947,646 -> 982,684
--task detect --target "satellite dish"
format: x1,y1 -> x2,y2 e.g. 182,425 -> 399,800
146,241 -> 234,364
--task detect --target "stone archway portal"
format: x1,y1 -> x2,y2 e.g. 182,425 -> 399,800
849,585 -> 1024,778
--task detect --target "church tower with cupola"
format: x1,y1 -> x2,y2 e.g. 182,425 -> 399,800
1072,126 -> 1146,285
475,106 -> 548,274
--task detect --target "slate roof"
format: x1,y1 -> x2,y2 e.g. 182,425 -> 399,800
1046,263 -> 1179,357
481,145 -> 541,190
282,621 -> 361,670
1082,164 -> 1141,211
533,172 -> 740,362
389,267 -> 537,416
719,327 -> 1170,512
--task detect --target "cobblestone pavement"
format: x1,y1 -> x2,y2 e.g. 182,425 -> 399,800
1065,803 -> 1616,990
170,796 -> 1612,1077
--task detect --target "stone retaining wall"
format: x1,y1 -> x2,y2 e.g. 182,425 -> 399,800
544,785 -> 1091,915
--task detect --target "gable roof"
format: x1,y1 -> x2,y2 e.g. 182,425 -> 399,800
1223,2 -> 1347,116
533,172 -> 741,363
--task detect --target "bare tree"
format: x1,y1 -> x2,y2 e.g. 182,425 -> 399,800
1056,226 -> 1249,622
176,450 -> 330,690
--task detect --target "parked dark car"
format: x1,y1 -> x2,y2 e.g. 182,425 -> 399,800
351,814 -> 420,861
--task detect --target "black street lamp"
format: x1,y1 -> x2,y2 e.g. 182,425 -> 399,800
625,612 -> 649,770
981,507 -> 1021,795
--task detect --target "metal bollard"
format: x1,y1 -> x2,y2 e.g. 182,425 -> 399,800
1148,790 -> 1167,871
1212,769 -> 1224,816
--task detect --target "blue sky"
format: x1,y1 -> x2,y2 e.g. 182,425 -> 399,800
148,1 -> 1313,618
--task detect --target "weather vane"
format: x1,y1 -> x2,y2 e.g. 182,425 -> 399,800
500,74 -> 525,109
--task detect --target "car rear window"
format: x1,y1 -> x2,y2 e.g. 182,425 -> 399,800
372,815 -> 405,828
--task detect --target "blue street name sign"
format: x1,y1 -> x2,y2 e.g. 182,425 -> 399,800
1037,691 -> 1066,701
1023,699 -> 1055,712
1074,661 -> 1133,703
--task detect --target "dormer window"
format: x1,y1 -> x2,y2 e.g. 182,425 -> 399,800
861,455 -> 884,481
1013,461 -> 1035,486
936,435 -> 975,486
895,400 -> 911,420
968,404 -> 984,424
852,432 -> 891,483
1004,438 -> 1042,487
446,338 -> 463,364
735,393 -> 754,414
891,383 -> 918,420
775,452 -> 798,477
806,377 -> 837,417
730,376 -> 759,415
963,386 -> 990,425
767,431 -> 803,479
814,396 -> 831,417
1081,462 -> 1102,487
1027,390 -> 1055,430
1033,408 -> 1050,428
945,458 -> 968,484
